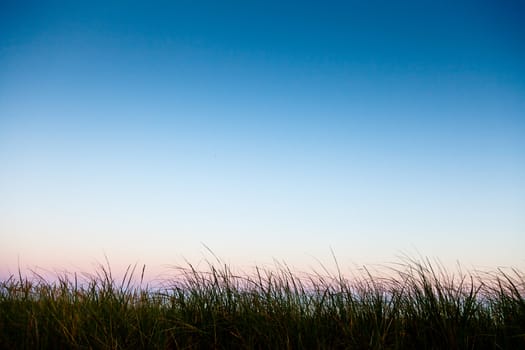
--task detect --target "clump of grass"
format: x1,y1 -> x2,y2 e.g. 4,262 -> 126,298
1,258 -> 523,349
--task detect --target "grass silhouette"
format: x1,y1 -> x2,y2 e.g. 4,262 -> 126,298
1,257 -> 524,349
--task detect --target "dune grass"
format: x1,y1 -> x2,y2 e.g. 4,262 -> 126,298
1,257 -> 524,349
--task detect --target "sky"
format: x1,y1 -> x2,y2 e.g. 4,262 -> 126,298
1,1 -> 524,279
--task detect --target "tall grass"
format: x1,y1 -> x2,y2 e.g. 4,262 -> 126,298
1,258 -> 523,349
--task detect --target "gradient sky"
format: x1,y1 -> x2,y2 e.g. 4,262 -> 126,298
1,1 -> 524,278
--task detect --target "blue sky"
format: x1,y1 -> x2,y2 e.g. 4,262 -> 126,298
1,1 -> 524,276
